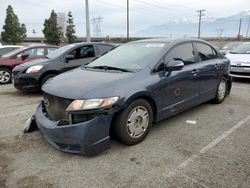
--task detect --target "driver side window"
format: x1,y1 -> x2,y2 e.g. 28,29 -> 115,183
67,45 -> 95,60
164,43 -> 196,66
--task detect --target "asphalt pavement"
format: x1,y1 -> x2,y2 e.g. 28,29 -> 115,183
0,81 -> 250,188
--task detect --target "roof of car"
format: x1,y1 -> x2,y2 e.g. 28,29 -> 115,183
130,37 -> 208,44
0,45 -> 23,48
73,42 -> 115,47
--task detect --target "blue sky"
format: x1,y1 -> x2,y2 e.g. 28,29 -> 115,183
0,0 -> 249,37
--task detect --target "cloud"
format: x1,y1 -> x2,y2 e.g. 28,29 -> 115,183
0,0 -> 249,37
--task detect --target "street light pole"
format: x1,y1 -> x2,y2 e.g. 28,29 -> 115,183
85,0 -> 91,42
127,0 -> 129,40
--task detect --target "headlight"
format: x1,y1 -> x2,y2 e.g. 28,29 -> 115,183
66,96 -> 119,112
26,65 -> 43,74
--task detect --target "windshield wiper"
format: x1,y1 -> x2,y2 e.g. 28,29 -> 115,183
86,65 -> 133,72
229,51 -> 238,54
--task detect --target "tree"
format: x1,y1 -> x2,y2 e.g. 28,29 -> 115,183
1,5 -> 27,44
43,10 -> 62,45
65,11 -> 77,43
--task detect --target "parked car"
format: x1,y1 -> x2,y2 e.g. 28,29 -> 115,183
226,42 -> 250,79
0,45 -> 23,57
27,38 -> 232,156
12,42 -> 115,92
0,45 -> 57,84
220,42 -> 243,55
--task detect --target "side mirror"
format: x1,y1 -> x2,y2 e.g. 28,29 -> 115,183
65,54 -> 74,62
165,60 -> 184,71
17,54 -> 29,60
221,52 -> 227,56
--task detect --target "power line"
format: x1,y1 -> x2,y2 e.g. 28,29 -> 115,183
91,16 -> 103,37
197,9 -> 205,38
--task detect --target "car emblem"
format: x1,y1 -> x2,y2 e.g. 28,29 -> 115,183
236,62 -> 241,66
44,98 -> 50,108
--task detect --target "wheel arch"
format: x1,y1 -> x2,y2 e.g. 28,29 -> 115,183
0,65 -> 12,71
38,70 -> 59,85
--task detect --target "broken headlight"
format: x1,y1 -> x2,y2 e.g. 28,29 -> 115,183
66,96 -> 119,112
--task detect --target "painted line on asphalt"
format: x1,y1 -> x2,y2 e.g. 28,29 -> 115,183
177,115 -> 250,169
173,169 -> 209,188
0,110 -> 34,118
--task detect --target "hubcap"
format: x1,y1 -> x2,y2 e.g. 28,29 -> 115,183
126,106 -> 149,138
0,70 -> 11,83
218,80 -> 226,100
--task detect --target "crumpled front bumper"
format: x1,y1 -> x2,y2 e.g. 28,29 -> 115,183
35,103 -> 113,156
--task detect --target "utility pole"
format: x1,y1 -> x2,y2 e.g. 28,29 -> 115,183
127,0 -> 129,40
246,18 -> 250,39
237,18 -> 242,40
85,0 -> 91,42
197,9 -> 205,38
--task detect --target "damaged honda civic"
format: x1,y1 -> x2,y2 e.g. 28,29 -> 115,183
26,38 -> 232,156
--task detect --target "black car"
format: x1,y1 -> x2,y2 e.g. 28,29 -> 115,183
12,42 -> 115,91
27,38 -> 232,156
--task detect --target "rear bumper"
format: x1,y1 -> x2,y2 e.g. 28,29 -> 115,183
35,103 -> 112,156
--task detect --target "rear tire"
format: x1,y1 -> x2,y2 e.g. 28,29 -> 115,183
0,68 -> 12,84
41,74 -> 56,87
113,99 -> 153,145
213,77 -> 228,104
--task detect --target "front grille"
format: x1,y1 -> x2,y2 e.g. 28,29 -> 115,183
43,93 -> 72,121
231,72 -> 250,76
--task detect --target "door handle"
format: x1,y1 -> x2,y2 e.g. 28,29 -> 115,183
214,63 -> 220,69
191,69 -> 199,74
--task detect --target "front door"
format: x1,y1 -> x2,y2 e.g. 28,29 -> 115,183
64,45 -> 96,71
157,42 -> 200,116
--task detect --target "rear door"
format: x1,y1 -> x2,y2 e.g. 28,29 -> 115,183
63,45 -> 96,71
193,42 -> 220,98
157,42 -> 200,116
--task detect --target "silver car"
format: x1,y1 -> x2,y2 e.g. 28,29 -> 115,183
226,42 -> 250,78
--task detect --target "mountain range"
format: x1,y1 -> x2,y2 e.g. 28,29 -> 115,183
134,10 -> 250,38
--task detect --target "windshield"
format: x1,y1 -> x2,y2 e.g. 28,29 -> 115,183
232,43 -> 250,54
1,47 -> 26,58
46,44 -> 76,59
85,43 -> 166,71
222,42 -> 242,50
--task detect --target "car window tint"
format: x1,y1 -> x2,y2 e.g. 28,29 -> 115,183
97,45 -> 113,55
68,45 -> 95,60
165,43 -> 195,65
47,48 -> 57,54
24,48 -> 45,56
79,45 -> 95,58
195,43 -> 218,61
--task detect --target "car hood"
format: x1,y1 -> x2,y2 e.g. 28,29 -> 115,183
42,68 -> 135,99
226,53 -> 250,66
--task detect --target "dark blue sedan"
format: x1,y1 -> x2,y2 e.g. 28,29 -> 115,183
30,38 -> 232,156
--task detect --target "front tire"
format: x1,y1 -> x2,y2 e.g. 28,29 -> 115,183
0,68 -> 12,84
113,99 -> 153,145
214,77 -> 228,104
